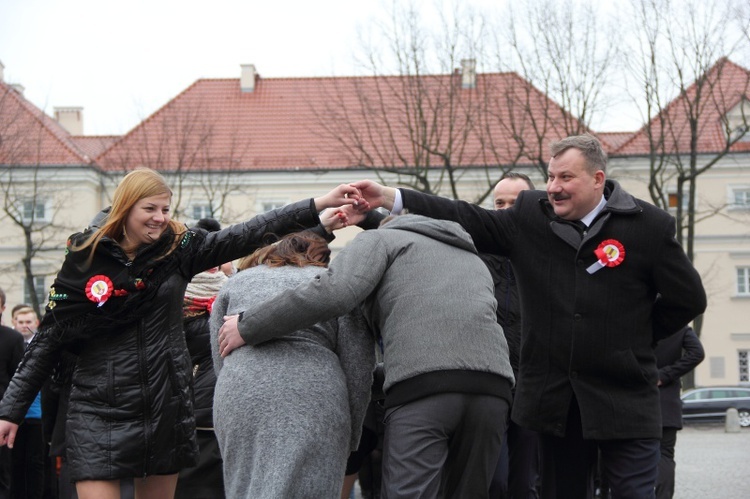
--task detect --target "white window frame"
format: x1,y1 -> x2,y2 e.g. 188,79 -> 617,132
737,267 -> 750,296
189,203 -> 214,222
23,275 -> 47,307
731,187 -> 750,210
667,191 -> 689,213
739,350 -> 749,383
20,199 -> 49,223
725,99 -> 750,142
259,200 -> 289,213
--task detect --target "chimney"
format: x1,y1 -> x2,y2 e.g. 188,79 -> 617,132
54,107 -> 84,135
0,60 -> 4,82
10,83 -> 25,95
240,64 -> 256,93
461,59 -> 476,89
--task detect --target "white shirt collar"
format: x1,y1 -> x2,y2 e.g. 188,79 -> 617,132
579,195 -> 607,227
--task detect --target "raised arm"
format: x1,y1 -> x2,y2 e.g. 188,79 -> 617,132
218,233 -> 388,356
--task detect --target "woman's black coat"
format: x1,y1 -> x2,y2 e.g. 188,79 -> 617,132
0,199 -> 319,481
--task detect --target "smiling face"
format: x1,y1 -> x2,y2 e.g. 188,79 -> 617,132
123,193 -> 172,247
546,148 -> 605,221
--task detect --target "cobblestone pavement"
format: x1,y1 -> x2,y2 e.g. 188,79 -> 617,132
674,424 -> 750,499
351,424 -> 749,499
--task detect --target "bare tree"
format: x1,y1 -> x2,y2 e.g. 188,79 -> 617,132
625,0 -> 750,261
491,0 -> 620,179
315,1 -> 497,201
0,84 -> 79,315
98,97 -> 249,224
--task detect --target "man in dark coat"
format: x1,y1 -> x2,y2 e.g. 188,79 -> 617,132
654,327 -> 704,499
0,289 -> 24,499
481,173 -> 541,499
351,134 -> 707,498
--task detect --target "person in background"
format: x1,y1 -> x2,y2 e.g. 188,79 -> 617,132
210,230 -> 374,499
482,172 -> 541,499
350,133 -> 707,498
175,217 -> 229,499
654,326 -> 704,499
10,307 -> 45,499
0,167 -> 363,499
0,289 -> 24,499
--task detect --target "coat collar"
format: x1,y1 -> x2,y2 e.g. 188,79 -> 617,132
541,179 -> 642,250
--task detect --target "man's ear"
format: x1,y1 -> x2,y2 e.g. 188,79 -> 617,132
594,170 -> 606,188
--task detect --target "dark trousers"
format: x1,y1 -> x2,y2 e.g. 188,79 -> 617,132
540,402 -> 660,499
655,427 -> 678,499
490,418 -> 541,498
382,392 -> 509,499
0,446 -> 11,499
11,419 -> 45,499
175,430 -> 225,499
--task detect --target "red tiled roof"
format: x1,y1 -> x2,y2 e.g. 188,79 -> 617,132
0,81 -> 91,166
614,58 -> 750,156
97,72 -> 580,172
598,132 -> 636,151
73,135 -> 120,159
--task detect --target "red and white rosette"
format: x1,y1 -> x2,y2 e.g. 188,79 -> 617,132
85,275 -> 114,307
586,239 -> 625,275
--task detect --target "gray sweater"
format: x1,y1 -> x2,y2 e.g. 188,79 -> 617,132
238,214 -> 514,401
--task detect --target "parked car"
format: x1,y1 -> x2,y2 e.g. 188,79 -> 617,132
681,386 -> 750,427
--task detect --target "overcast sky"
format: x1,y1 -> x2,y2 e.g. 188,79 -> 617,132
3,0 -> 737,137
0,0 -> 404,135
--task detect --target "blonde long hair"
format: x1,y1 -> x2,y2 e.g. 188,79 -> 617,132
75,168 -> 185,257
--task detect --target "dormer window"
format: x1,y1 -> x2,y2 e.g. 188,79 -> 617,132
726,99 -> 750,142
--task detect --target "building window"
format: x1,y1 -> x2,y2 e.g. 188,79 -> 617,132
732,188 -> 750,209
261,200 -> 287,212
21,200 -> 47,223
738,267 -> 750,296
726,99 -> 750,142
23,276 -> 47,307
190,203 -> 213,221
739,351 -> 749,382
667,192 -> 689,212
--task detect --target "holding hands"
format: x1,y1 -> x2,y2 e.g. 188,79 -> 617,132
313,184 -> 369,212
349,180 -> 396,211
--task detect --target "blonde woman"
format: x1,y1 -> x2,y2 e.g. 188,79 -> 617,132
0,168 -> 362,499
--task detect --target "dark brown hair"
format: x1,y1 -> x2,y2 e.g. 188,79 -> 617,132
237,231 -> 331,271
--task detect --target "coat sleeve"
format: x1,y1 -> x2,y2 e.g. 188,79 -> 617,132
658,328 -> 705,386
184,198 -> 322,276
335,307 -> 375,451
0,327 -> 64,423
400,188 -> 517,255
650,215 -> 707,342
238,233 -> 389,346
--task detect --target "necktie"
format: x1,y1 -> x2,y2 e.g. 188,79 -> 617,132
573,220 -> 587,236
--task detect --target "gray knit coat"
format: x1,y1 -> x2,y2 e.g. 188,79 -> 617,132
210,265 -> 374,499
238,214 -> 514,396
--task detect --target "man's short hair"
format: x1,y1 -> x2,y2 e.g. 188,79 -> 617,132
550,134 -> 607,174
11,305 -> 36,320
500,171 -> 536,190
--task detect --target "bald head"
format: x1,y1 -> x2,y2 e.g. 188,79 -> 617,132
493,177 -> 533,210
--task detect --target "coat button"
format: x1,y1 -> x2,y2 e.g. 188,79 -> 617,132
574,314 -> 582,321
571,371 -> 578,379
577,259 -> 584,267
